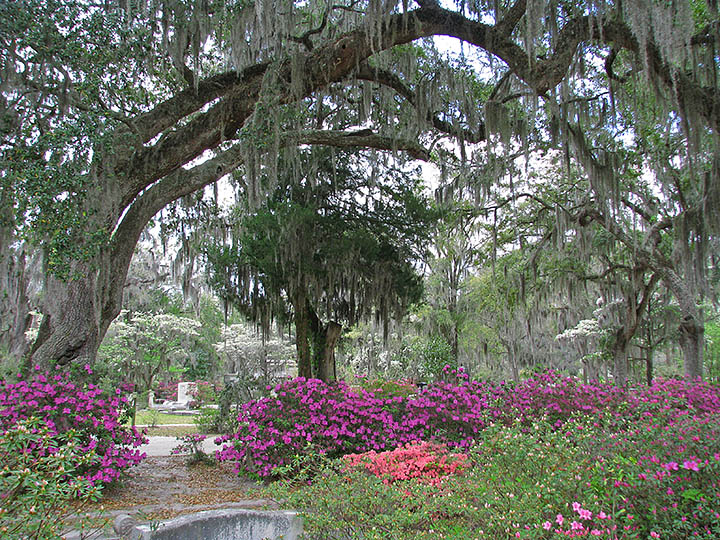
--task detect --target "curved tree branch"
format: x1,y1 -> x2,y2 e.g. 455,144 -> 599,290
117,4 -> 720,246
356,62 -> 486,143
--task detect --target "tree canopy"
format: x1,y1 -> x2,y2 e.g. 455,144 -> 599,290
0,0 -> 717,380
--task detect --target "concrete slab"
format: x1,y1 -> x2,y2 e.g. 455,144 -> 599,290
140,436 -> 221,457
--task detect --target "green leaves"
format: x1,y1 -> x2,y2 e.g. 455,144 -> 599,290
0,417 -> 103,540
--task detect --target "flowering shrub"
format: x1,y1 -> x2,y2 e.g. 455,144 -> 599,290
217,370 -> 643,477
0,369 -> 147,485
153,379 -> 179,402
0,417 -> 104,539
223,368 -> 720,537
188,380 -> 219,409
344,441 -> 468,485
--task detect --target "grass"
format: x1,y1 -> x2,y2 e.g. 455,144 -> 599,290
141,425 -> 199,437
130,409 -> 199,426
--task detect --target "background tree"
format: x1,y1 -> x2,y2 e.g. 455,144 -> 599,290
208,149 -> 433,382
97,311 -> 202,402
215,322 -> 296,394
423,200 -> 480,362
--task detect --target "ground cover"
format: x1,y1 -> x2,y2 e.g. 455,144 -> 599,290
130,409 -> 199,426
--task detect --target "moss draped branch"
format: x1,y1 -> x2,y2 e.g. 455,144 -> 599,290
115,4 -> 720,218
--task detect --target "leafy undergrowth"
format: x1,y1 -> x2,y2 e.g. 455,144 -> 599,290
268,413 -> 720,539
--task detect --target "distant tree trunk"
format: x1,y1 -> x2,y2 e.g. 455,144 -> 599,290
583,354 -> 598,382
450,324 -> 459,363
645,349 -> 653,385
612,327 -> 630,386
507,342 -> 519,382
611,272 -> 659,386
679,316 -> 704,380
0,240 -> 35,364
661,270 -> 703,379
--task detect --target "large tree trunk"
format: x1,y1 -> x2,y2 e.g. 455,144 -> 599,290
306,300 -> 341,383
29,265 -> 103,368
27,213 -> 135,369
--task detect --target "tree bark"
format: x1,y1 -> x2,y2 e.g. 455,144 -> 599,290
316,321 -> 342,383
645,349 -> 654,386
611,327 -> 630,386
679,316 -> 704,380
611,273 -> 660,385
0,242 -> 35,363
30,262 -> 103,369
306,300 -> 341,383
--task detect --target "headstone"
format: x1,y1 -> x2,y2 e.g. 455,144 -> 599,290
113,514 -> 140,538
177,381 -> 197,405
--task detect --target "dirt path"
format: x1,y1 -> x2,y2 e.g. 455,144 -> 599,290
73,456 -> 277,536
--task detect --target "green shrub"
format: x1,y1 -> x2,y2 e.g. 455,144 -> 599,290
416,336 -> 454,381
352,377 -> 418,399
194,406 -> 221,434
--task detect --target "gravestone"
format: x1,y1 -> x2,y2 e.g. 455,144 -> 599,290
177,382 -> 197,406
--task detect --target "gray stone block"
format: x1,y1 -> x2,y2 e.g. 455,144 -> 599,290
134,508 -> 303,540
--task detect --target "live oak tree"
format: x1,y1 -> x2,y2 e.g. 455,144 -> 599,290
1,0 -> 718,378
207,149 -> 432,382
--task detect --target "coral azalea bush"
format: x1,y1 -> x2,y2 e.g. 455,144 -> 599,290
0,369 -> 147,485
344,441 -> 468,485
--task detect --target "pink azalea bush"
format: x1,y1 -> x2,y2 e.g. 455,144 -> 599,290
217,370 -> 637,477
0,417 -> 104,539
0,369 -> 147,485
